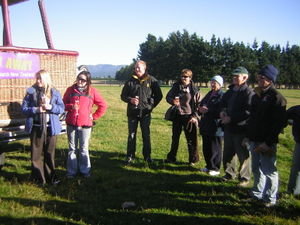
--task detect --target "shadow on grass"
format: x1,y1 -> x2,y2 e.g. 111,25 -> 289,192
1,147 -> 300,225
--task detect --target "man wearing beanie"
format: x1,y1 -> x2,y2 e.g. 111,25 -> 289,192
245,64 -> 287,207
220,66 -> 254,186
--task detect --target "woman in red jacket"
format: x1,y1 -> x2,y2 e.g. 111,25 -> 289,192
63,71 -> 107,178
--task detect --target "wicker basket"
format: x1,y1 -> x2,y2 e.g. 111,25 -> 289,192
0,48 -> 78,127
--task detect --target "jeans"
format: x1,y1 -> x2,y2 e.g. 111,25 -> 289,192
127,114 -> 151,160
67,125 -> 92,176
287,142 -> 300,194
250,142 -> 278,204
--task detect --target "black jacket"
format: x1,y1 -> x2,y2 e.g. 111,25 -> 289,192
121,74 -> 163,118
199,89 -> 224,136
286,105 -> 300,143
247,85 -> 287,145
220,83 -> 254,134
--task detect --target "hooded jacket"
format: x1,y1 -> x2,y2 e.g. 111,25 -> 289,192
22,86 -> 65,135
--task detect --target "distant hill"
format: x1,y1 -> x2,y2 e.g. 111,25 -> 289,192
85,64 -> 125,78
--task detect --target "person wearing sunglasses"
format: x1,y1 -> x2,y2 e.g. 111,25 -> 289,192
164,69 -> 201,165
245,64 -> 286,207
63,71 -> 107,178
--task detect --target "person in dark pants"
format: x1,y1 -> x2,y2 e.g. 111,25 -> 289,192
121,60 -> 163,164
246,64 -> 286,207
285,105 -> 300,195
164,69 -> 201,165
22,70 -> 65,185
220,66 -> 254,187
199,75 -> 224,176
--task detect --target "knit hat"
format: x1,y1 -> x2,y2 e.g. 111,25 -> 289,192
232,66 -> 248,75
211,75 -> 224,87
259,64 -> 279,83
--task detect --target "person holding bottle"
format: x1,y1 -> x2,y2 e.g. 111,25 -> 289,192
22,69 -> 64,185
63,71 -> 107,178
164,69 -> 201,165
121,60 -> 163,164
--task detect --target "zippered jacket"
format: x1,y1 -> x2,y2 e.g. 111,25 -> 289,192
220,83 -> 254,133
247,85 -> 287,145
166,80 -> 201,119
121,74 -> 163,117
63,84 -> 107,127
199,89 -> 224,136
22,86 -> 65,135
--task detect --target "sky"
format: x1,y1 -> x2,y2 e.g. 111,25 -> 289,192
1,0 -> 300,66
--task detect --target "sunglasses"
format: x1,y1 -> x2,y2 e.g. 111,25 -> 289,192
181,76 -> 190,79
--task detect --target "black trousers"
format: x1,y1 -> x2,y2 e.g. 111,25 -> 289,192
127,114 -> 151,160
201,134 -> 222,171
30,126 -> 57,184
167,116 -> 199,163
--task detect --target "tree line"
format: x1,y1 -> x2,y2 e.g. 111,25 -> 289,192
115,30 -> 300,87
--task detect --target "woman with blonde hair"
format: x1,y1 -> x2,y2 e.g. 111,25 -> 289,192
22,69 -> 65,185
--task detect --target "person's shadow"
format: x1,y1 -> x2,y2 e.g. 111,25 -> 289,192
0,101 -> 27,170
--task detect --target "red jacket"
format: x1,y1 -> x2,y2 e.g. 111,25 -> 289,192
63,85 -> 107,127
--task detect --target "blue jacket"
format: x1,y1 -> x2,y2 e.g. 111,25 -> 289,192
21,86 -> 65,135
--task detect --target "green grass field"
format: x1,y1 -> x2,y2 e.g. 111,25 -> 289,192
0,86 -> 299,225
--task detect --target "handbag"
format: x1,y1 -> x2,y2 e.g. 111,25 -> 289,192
164,105 -> 178,121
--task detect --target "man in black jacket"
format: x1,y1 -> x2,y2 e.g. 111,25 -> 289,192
121,60 -> 163,164
246,64 -> 286,207
220,66 -> 254,186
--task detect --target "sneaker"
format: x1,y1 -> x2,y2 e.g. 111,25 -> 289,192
200,168 -> 209,173
189,162 -> 195,166
264,202 -> 276,208
238,178 -> 250,187
52,179 -> 61,185
125,157 -> 134,165
221,174 -> 232,182
209,170 -> 220,176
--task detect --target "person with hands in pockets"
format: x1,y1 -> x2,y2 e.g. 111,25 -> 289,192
63,71 -> 107,178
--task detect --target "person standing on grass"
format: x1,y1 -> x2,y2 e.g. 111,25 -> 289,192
63,71 -> 107,178
285,105 -> 300,195
246,64 -> 286,207
198,75 -> 224,176
121,60 -> 163,164
22,70 -> 64,185
164,69 -> 201,166
219,66 -> 253,187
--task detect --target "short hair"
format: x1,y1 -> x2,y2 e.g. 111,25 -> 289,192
181,69 -> 193,77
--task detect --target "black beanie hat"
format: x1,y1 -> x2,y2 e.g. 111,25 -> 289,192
259,64 -> 279,83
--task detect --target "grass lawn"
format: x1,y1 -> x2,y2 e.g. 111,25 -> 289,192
0,85 -> 299,225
